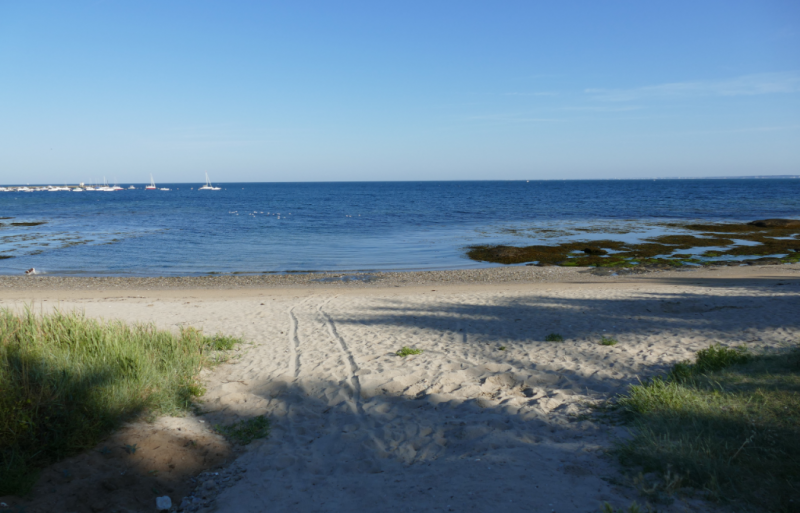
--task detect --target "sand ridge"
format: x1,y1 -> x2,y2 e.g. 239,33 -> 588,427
2,265 -> 799,512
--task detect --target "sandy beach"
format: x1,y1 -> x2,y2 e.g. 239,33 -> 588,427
2,263 -> 799,512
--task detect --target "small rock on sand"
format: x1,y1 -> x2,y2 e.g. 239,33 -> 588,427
156,495 -> 172,510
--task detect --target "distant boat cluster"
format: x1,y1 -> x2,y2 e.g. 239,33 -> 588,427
0,174 -> 221,192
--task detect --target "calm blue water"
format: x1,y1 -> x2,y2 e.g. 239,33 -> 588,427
1,180 -> 798,276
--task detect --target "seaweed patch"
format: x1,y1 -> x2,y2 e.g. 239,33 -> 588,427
467,219 -> 800,268
10,221 -> 47,227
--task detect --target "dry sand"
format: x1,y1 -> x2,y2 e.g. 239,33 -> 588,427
2,264 -> 799,512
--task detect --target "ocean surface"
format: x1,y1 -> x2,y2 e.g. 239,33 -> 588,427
1,180 -> 799,276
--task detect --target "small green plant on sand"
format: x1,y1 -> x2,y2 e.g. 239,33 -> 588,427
396,346 -> 423,357
498,346 -> 507,351
205,333 -> 240,351
669,344 -> 750,381
215,415 -> 270,445
545,333 -> 564,342
600,336 -> 618,346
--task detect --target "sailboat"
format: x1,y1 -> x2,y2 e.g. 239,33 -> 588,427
146,175 -> 156,190
198,173 -> 221,190
98,178 -> 114,192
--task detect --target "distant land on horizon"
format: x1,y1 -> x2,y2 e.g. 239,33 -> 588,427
653,175 -> 800,180
5,175 -> 800,187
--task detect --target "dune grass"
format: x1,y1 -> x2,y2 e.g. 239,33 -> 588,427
615,344 -> 800,511
545,333 -> 564,342
0,308 -> 241,496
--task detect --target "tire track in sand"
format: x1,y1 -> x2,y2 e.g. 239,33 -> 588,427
318,297 -> 363,414
287,297 -> 312,379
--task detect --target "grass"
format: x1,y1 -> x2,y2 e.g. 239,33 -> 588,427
600,336 -> 618,346
205,333 -> 240,351
545,333 -> 564,342
214,415 -> 270,445
396,346 -> 423,357
0,308 -> 242,496
614,344 -> 800,512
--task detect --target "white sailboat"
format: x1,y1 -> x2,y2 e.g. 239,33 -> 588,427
198,173 -> 221,190
98,178 -> 114,192
146,175 -> 156,190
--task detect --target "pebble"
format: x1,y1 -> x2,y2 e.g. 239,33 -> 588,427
178,468 -> 247,512
155,496 -> 172,511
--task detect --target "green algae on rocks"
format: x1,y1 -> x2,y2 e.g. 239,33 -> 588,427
467,219 -> 800,267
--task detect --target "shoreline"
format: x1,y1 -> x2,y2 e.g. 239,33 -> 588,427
2,262 -> 799,293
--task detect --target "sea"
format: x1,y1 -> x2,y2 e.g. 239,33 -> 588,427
1,180 -> 798,277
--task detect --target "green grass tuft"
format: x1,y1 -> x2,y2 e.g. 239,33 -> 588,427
0,308 -> 242,496
205,333 -> 239,351
615,344 -> 800,511
545,333 -> 564,342
600,336 -> 618,346
694,343 -> 750,372
395,346 -> 423,357
214,415 -> 270,445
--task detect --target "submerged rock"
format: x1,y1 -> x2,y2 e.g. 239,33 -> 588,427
745,258 -> 782,265
748,219 -> 800,228
582,247 -> 608,255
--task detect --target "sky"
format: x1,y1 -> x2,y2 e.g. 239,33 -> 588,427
1,1 -> 799,183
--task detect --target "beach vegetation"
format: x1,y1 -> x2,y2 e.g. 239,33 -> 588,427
545,333 -> 564,342
614,344 -> 800,511
396,346 -> 423,357
600,336 -> 618,346
0,308 -> 242,496
205,333 -> 240,351
214,415 -> 270,445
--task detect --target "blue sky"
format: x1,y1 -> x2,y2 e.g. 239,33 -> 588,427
1,1 -> 798,183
